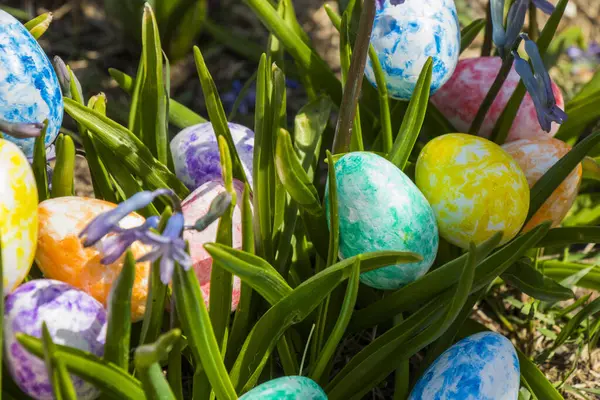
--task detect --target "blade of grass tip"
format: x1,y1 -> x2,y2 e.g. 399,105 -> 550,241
51,134 -> 75,198
32,120 -> 49,201
103,250 -> 135,371
527,131 -> 600,221
332,0 -> 375,154
210,137 -> 236,349
388,57 -> 433,170
490,0 -> 569,144
134,329 -> 180,400
24,12 -> 53,39
310,258 -> 360,384
461,18 -> 486,54
193,46 -> 248,184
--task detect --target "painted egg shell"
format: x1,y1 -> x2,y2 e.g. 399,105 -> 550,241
325,152 -> 438,290
0,139 -> 38,294
171,122 -> 254,190
365,0 -> 460,100
503,138 -> 581,232
239,376 -> 327,400
35,197 -> 152,322
409,332 -> 520,400
431,57 -> 565,142
0,10 -> 63,157
5,279 -> 107,400
415,134 -> 529,249
182,179 -> 246,310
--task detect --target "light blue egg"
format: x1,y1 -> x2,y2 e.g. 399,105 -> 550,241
0,10 -> 63,157
325,152 -> 438,290
239,376 -> 327,400
366,0 -> 460,100
409,332 -> 520,400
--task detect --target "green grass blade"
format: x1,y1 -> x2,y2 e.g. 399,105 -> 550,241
103,251 -> 135,370
128,57 -> 144,137
167,305 -> 183,400
556,90 -> 600,144
501,260 -> 574,302
536,227 -> 600,248
32,120 -> 49,201
134,330 -> 181,400
41,323 -> 76,400
24,12 -> 53,39
367,47 -> 393,154
542,261 -> 600,292
51,134 -> 75,198
325,150 -> 340,268
389,57 -> 433,170
460,18 -> 486,53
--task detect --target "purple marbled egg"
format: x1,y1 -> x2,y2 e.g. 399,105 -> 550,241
170,122 -> 254,190
5,279 -> 107,400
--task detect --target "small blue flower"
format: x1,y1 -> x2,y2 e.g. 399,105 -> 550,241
513,35 -> 567,132
96,217 -> 160,264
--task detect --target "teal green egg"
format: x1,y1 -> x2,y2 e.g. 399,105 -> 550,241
325,152 -> 438,290
239,376 -> 326,400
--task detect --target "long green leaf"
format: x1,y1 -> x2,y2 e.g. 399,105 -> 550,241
32,121 -> 49,201
501,260 -> 574,302
542,261 -> 600,292
41,323 -> 76,400
460,18 -> 486,53
536,227 -> 600,248
24,12 -> 52,39
51,134 -> 75,198
556,90 -> 600,144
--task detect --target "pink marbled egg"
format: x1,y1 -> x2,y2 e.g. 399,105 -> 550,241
182,179 -> 247,311
431,57 -> 564,142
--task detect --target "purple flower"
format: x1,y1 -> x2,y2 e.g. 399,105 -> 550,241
567,41 -> 600,62
532,0 -> 556,14
95,217 -> 160,264
513,35 -> 567,132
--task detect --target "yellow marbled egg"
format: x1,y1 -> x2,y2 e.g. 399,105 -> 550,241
0,139 -> 38,294
415,134 -> 530,249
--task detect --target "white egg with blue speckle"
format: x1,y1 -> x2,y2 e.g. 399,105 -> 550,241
409,332 -> 520,400
0,10 -> 63,157
366,0 -> 460,100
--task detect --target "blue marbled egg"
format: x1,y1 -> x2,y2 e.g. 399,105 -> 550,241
170,122 -> 254,190
325,152 -> 438,290
409,332 -> 520,400
366,0 -> 460,100
0,10 -> 63,157
239,376 -> 326,400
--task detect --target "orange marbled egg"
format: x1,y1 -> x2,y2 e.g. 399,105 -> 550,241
35,197 -> 152,321
502,138 -> 582,232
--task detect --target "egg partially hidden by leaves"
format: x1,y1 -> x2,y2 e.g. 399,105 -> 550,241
366,0 -> 460,100
431,57 -> 565,142
239,376 -> 327,400
416,134 -> 530,249
35,197 -> 152,322
182,179 -> 246,310
5,279 -> 107,400
171,122 -> 254,190
0,139 -> 38,294
409,332 -> 520,400
503,138 -> 581,232
0,10 -> 63,157
325,152 -> 438,290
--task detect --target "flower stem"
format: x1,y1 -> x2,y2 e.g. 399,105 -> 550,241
468,53 -> 515,136
528,3 -> 539,41
481,1 -> 493,57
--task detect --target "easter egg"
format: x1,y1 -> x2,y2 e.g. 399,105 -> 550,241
182,179 -> 246,310
35,197 -> 152,322
0,10 -> 63,157
502,138 -> 581,232
409,332 -> 520,399
415,134 -> 530,249
170,122 -> 254,190
5,279 -> 107,400
239,376 -> 327,400
431,57 -> 565,142
325,152 -> 438,290
366,0 -> 460,100
0,139 -> 38,294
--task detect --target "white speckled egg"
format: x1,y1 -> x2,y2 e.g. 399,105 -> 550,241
0,10 -> 63,157
239,376 -> 327,399
170,122 -> 254,190
0,139 -> 38,294
409,332 -> 520,400
35,197 -> 152,322
182,179 -> 247,310
5,279 -> 107,400
366,0 -> 461,100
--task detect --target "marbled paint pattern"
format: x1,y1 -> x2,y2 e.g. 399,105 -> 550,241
503,138 -> 581,232
326,152 -> 438,290
431,57 -> 565,142
0,139 -> 37,294
416,134 -> 530,249
171,122 -> 254,190
0,10 -> 63,157
35,197 -> 152,322
366,0 -> 460,100
182,179 -> 246,310
409,332 -> 520,400
239,376 -> 327,400
5,280 -> 107,400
